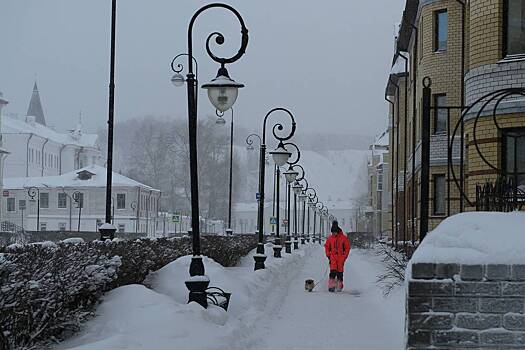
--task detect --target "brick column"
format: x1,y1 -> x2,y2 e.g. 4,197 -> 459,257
407,263 -> 525,349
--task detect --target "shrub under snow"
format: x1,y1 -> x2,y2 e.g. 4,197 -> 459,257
0,235 -> 257,350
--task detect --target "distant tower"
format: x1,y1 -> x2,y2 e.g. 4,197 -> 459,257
26,81 -> 46,126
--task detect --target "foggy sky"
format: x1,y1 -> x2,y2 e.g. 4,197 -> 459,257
1,0 -> 405,138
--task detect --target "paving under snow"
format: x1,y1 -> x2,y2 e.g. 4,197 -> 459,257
56,244 -> 404,350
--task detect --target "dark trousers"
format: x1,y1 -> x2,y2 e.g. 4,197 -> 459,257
329,270 -> 343,281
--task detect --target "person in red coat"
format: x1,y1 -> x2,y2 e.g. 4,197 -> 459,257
324,220 -> 350,292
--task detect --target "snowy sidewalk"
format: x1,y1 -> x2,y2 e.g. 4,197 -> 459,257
252,246 -> 405,350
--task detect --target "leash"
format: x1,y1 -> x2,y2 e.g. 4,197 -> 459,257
312,265 -> 329,290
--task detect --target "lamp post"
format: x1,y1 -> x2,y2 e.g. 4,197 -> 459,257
253,108 -> 296,268
100,0 -> 118,241
216,108 -> 235,235
131,201 -> 138,233
306,187 -> 317,243
297,178 -> 309,244
27,187 -> 39,232
171,3 -> 248,307
73,191 -> 82,232
59,187 -> 73,231
316,202 -> 325,244
282,143 -> 301,253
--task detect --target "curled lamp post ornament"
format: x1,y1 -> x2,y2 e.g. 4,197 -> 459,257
254,108 -> 297,269
171,3 -> 248,308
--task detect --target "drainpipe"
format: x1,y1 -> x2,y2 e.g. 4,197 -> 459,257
398,51 -> 409,250
389,76 -> 400,250
385,94 -> 395,246
410,23 -> 419,244
40,138 -> 49,176
26,133 -> 34,177
59,144 -> 67,175
455,0 -> 466,212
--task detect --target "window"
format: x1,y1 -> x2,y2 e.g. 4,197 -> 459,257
118,224 -> 125,233
377,165 -> 384,191
117,194 -> 126,209
503,129 -> 525,186
40,192 -> 49,208
505,0 -> 525,56
434,94 -> 447,134
58,193 -> 67,208
7,198 -> 15,212
434,10 -> 448,52
433,175 -> 446,215
40,222 -> 47,232
59,223 -> 66,232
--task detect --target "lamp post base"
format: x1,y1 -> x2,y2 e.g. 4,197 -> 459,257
99,223 -> 116,241
293,239 -> 299,250
256,242 -> 265,255
301,237 -> 306,244
253,254 -> 267,270
273,237 -> 282,258
186,256 -> 208,308
225,228 -> 233,235
284,240 -> 292,253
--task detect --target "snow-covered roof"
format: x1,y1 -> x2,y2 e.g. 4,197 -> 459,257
390,52 -> 410,76
2,114 -> 98,148
410,212 -> 525,265
4,165 -> 159,191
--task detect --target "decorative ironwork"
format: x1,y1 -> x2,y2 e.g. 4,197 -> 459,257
476,176 -> 525,212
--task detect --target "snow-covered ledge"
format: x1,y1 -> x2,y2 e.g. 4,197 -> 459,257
406,212 -> 525,349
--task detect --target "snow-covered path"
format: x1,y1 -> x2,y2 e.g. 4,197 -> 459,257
252,246 -> 405,350
56,244 -> 404,350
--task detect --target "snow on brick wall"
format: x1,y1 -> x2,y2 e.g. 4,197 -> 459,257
0,235 -> 257,349
406,212 -> 525,349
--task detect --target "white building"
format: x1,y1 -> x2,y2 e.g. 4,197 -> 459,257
3,165 -> 161,234
2,82 -> 102,178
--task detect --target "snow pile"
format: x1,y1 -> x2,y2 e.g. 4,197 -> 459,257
55,245 -> 310,350
410,211 -> 525,265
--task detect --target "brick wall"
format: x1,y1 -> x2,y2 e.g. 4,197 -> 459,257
407,262 -> 525,349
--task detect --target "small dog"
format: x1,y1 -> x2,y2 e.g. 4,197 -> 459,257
304,279 -> 315,292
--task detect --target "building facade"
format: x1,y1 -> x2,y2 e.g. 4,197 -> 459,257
386,0 -> 525,244
1,82 -> 102,179
367,131 -> 391,239
3,165 -> 161,235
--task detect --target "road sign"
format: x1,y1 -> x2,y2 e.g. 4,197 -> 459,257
283,219 -> 288,225
256,192 -> 261,200
2,190 -> 9,197
270,217 -> 277,225
172,214 -> 181,223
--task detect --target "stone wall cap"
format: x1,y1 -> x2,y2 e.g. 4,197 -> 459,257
409,212 -> 525,267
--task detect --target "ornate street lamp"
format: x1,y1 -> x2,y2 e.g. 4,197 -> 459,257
73,191 -> 83,232
306,189 -> 318,243
289,164 -> 305,250
59,187 -> 74,231
27,187 -> 40,232
216,108 -> 235,235
297,178 -> 309,244
254,108 -> 297,268
281,143 -> 301,253
170,3 -> 249,308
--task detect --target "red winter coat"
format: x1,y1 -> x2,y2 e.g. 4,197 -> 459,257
324,230 -> 350,272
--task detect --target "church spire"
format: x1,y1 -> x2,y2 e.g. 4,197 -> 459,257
26,81 -> 46,126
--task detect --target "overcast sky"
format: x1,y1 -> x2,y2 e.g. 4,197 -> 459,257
1,0 -> 405,138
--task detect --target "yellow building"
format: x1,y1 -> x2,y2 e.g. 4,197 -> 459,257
386,0 -> 525,244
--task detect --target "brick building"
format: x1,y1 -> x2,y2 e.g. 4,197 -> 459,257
385,0 -> 525,244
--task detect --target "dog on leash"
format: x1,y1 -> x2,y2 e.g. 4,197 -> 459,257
305,279 -> 315,292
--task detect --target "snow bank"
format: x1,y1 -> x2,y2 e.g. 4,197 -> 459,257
56,244 -> 310,350
410,212 -> 525,265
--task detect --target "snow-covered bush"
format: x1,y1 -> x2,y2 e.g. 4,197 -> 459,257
0,234 -> 257,349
